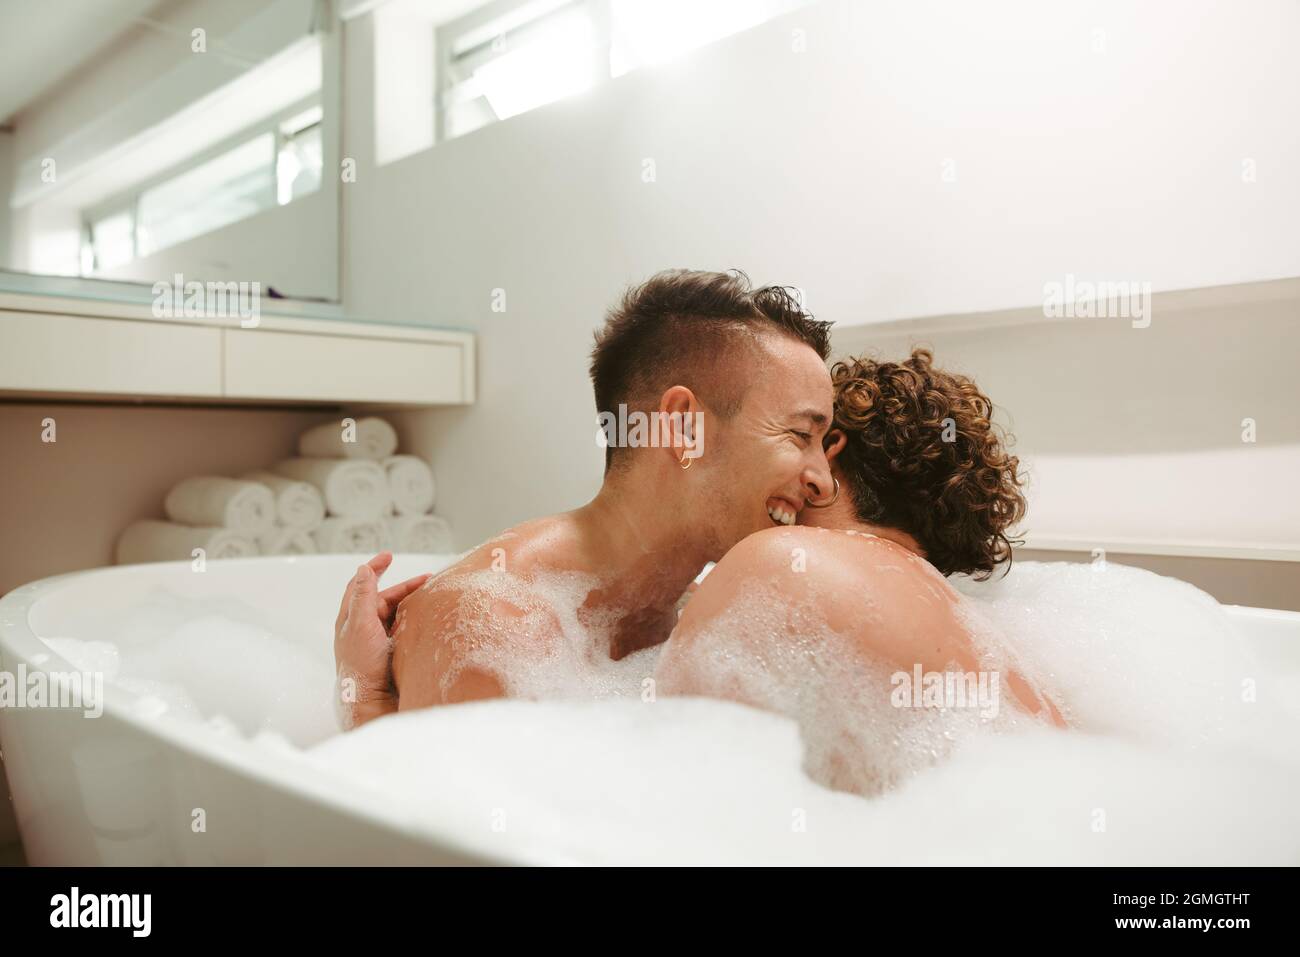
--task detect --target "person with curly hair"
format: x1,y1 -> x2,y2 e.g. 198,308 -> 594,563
824,348 -> 1027,579
655,347 -> 1064,792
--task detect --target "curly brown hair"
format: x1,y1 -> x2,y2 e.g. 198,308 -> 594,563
830,347 -> 1026,579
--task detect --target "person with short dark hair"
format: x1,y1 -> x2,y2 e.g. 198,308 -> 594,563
335,270 -> 837,726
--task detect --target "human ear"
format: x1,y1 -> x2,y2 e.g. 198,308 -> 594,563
659,386 -> 701,464
823,428 -> 848,464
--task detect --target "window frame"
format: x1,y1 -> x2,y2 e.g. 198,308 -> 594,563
432,0 -> 810,144
434,0 -> 611,143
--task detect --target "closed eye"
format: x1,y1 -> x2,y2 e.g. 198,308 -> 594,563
790,430 -> 812,443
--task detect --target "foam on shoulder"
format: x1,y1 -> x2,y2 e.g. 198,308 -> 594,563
419,561 -> 657,701
656,576 -> 1031,796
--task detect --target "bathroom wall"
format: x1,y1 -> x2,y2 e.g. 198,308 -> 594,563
339,0 -> 1300,604
834,287 -> 1300,548
840,288 -> 1300,611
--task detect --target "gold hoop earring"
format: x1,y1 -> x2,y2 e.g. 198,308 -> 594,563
680,455 -> 692,470
805,477 -> 839,508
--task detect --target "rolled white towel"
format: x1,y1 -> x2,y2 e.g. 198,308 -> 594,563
298,416 -> 398,461
271,458 -> 389,520
257,527 -> 318,556
384,514 -> 453,553
241,471 -> 326,530
384,455 -> 436,516
116,520 -> 259,565
163,476 -> 275,535
313,517 -> 388,554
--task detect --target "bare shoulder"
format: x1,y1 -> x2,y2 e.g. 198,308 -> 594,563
442,515 -> 578,577
403,513 -> 583,606
683,526 -> 958,641
674,527 -> 847,631
391,514 -> 580,706
701,526 -> 885,599
395,515 -> 575,641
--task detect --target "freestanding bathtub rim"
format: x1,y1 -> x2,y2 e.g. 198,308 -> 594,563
0,557 -> 559,866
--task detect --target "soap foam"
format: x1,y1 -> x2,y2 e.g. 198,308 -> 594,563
305,696 -> 1300,866
31,560 -> 1300,864
41,586 -> 336,745
653,577 -> 1032,796
304,559 -> 1300,863
404,562 -> 659,702
652,559 -> 1295,798
952,561 -> 1290,760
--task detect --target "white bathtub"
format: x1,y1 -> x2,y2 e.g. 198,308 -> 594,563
1,555 -> 1298,866
0,554 -> 515,865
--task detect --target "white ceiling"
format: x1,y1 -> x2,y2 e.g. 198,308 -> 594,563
0,0 -> 163,126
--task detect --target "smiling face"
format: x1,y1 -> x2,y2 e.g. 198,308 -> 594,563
693,332 -> 835,555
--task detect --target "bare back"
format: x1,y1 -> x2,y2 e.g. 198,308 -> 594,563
655,525 -> 1065,788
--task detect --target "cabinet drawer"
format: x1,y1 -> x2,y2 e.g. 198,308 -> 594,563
0,312 -> 222,397
223,328 -> 465,404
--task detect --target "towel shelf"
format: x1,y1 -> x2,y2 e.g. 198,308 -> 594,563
0,292 -> 475,408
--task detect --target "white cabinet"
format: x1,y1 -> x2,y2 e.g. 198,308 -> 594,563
0,294 -> 474,407
0,311 -> 222,398
223,328 -> 467,404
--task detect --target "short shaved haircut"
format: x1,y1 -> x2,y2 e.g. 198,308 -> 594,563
590,270 -> 832,470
